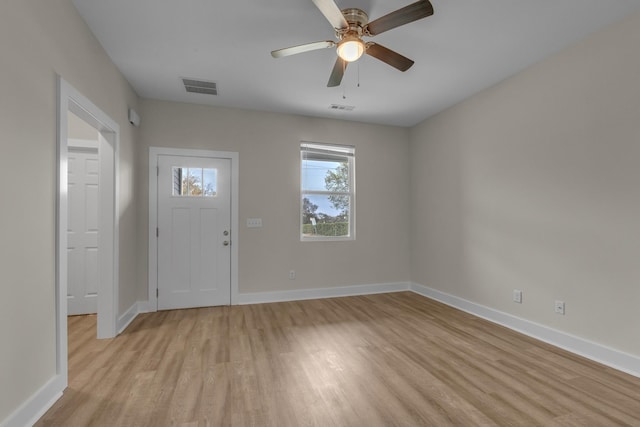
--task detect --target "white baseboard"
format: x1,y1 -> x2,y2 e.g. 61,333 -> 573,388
136,300 -> 156,314
117,301 -> 154,334
237,282 -> 410,305
117,302 -> 139,334
410,282 -> 640,378
0,374 -> 64,427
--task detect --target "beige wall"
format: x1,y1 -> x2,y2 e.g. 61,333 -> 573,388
0,0 -> 139,421
410,12 -> 640,356
138,100 -> 411,295
68,111 -> 98,141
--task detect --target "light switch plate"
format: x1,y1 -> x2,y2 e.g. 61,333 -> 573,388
246,218 -> 262,228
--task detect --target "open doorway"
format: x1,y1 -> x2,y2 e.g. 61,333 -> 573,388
56,77 -> 119,388
67,111 -> 100,316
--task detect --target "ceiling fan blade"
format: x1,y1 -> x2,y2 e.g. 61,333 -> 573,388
364,0 -> 433,36
327,57 -> 347,87
312,0 -> 349,29
271,40 -> 336,58
366,43 -> 414,71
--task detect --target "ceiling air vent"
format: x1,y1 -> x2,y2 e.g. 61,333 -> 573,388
329,104 -> 355,111
182,78 -> 218,95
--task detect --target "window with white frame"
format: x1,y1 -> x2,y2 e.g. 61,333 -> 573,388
172,167 -> 217,197
300,142 -> 355,240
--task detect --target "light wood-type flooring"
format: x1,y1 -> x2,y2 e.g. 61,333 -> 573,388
36,292 -> 640,426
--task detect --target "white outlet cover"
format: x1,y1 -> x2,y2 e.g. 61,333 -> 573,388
513,290 -> 522,303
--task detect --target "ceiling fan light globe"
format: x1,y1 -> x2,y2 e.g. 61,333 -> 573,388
337,38 -> 365,62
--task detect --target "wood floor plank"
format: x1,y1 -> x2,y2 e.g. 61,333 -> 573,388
35,292 -> 640,426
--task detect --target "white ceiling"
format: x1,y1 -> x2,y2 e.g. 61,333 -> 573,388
72,0 -> 640,127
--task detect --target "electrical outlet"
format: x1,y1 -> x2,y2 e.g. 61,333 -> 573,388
555,300 -> 565,315
289,270 -> 296,280
513,290 -> 522,304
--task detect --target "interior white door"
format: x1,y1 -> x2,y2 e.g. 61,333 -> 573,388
67,148 -> 99,315
157,155 -> 231,310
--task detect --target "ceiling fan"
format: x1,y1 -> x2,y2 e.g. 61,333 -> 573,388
271,0 -> 434,87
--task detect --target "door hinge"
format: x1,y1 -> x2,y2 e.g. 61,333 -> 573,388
156,165 -> 159,176
156,288 -> 159,297
156,227 -> 159,237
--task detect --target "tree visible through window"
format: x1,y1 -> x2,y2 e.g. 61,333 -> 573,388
301,142 -> 355,240
172,167 -> 217,197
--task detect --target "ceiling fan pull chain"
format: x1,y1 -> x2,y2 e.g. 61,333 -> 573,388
357,61 -> 361,88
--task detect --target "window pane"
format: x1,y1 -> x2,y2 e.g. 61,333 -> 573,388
203,168 -> 217,196
172,167 -> 217,197
302,194 -> 350,237
187,168 -> 203,195
302,158 -> 349,192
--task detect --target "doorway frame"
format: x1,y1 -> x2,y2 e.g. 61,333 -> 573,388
148,147 -> 239,309
57,77 -> 119,385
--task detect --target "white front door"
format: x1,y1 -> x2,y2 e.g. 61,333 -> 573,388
157,154 -> 231,310
67,148 -> 99,315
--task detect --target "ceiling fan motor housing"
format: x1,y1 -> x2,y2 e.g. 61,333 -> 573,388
339,8 -> 369,38
341,8 -> 369,26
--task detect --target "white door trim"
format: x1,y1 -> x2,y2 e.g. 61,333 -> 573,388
57,78 -> 120,388
148,147 -> 239,309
